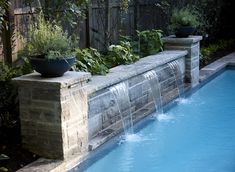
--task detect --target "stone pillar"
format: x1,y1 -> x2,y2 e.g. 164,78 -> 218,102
163,36 -> 202,87
13,72 -> 91,159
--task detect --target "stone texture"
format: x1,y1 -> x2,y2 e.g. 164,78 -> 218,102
87,57 -> 186,141
85,50 -> 187,94
13,72 -> 91,159
163,36 -> 202,87
200,52 -> 235,82
162,35 -> 202,45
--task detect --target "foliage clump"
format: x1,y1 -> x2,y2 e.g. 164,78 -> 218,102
75,48 -> 109,75
137,29 -> 163,57
169,8 -> 199,31
105,41 -> 139,67
200,39 -> 235,67
23,14 -> 75,59
0,62 -> 31,129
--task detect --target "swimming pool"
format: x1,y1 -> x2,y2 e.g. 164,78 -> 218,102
74,68 -> 235,172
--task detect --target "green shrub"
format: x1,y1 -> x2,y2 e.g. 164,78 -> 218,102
105,41 -> 139,67
192,0 -> 224,37
200,39 -> 235,66
119,35 -> 139,55
137,29 -> 163,57
23,14 -> 75,59
75,48 -> 109,75
0,60 -> 32,129
0,63 -> 22,128
169,8 -> 199,31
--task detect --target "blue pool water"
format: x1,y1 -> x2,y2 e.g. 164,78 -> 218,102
82,69 -> 235,172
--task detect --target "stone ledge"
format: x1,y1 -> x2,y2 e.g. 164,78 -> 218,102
199,52 -> 235,82
86,50 -> 187,94
162,35 -> 203,45
13,71 -> 91,88
17,158 -> 64,172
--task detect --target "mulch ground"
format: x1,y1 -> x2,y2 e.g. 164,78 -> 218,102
0,127 -> 39,172
200,49 -> 235,69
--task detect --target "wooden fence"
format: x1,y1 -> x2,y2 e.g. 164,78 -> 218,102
0,0 -> 187,63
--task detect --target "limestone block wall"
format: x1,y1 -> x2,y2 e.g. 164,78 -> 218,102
14,72 -> 91,159
86,51 -> 187,148
163,36 -> 202,87
15,47 -> 201,159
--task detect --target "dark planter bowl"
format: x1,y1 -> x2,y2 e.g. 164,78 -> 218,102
175,26 -> 195,38
29,56 -> 75,77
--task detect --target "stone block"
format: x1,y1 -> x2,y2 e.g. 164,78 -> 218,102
142,80 -> 151,93
32,88 -> 60,101
128,75 -> 144,87
14,71 -> 90,159
188,43 -> 199,58
88,91 -> 115,117
163,36 -> 201,87
129,83 -> 143,101
88,114 -> 103,139
19,87 -> 31,98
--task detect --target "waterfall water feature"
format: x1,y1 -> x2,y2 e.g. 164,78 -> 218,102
110,82 -> 133,135
168,61 -> 185,100
143,70 -> 163,115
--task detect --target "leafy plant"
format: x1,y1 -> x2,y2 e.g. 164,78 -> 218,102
24,0 -> 87,29
120,0 -> 129,11
192,0 -> 224,37
137,29 -> 163,57
0,61 -> 32,129
200,39 -> 235,67
75,48 -> 109,75
23,14 -> 75,59
119,35 -> 139,54
105,41 -> 139,67
0,63 -> 21,128
0,0 -> 10,31
169,8 -> 200,31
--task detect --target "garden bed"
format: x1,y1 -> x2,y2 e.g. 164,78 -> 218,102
0,128 -> 38,172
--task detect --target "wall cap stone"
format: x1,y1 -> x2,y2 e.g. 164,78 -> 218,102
86,50 -> 187,94
200,52 -> 235,82
13,71 -> 91,88
162,35 -> 203,45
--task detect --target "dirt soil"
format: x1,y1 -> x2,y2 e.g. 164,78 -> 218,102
200,48 -> 235,68
0,127 -> 39,172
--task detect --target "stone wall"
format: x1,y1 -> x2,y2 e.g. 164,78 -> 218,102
163,36 -> 202,87
14,72 -> 91,159
14,36 -> 202,160
86,51 -> 186,149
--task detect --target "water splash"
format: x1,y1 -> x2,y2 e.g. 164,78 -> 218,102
125,134 -> 143,142
176,98 -> 191,105
151,113 -> 174,122
157,113 -> 174,122
119,134 -> 144,144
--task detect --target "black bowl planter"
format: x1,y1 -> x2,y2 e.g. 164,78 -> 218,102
29,56 -> 75,77
175,26 -> 195,38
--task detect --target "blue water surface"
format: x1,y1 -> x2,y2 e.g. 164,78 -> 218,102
83,69 -> 235,172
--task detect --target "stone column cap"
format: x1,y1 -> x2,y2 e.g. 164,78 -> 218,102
13,71 -> 91,88
162,35 -> 203,45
